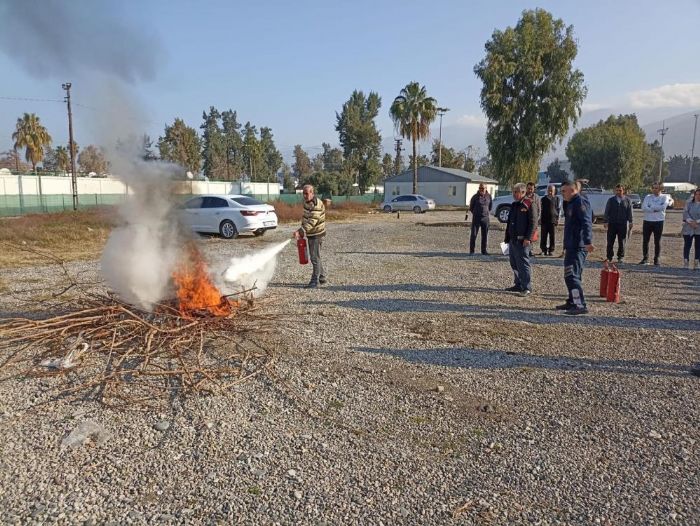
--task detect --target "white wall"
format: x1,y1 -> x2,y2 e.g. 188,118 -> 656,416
384,181 -> 498,206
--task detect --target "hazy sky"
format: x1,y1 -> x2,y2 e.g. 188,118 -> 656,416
1,0 -> 699,161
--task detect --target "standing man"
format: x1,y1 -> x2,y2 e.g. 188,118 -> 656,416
469,183 -> 492,255
504,183 -> 536,296
640,181 -> 672,266
604,184 -> 634,265
292,184 -> 327,288
558,180 -> 594,315
539,185 -> 561,255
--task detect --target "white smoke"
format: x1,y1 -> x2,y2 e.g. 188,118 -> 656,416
222,241 -> 291,298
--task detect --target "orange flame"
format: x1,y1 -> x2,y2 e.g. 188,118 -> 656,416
172,245 -> 236,317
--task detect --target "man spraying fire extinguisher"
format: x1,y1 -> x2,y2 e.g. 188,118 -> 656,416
293,184 -> 327,288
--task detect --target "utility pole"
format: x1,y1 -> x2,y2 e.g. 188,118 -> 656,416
657,120 -> 668,182
437,107 -> 449,167
393,138 -> 403,175
689,114 -> 698,183
62,82 -> 78,210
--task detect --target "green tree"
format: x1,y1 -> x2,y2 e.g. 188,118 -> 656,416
390,82 -> 438,193
241,122 -> 265,181
336,90 -> 383,194
221,110 -> 244,179
321,143 -> 344,172
394,144 -> 405,176
641,140 -> 668,185
140,134 -> 157,161
474,9 -> 586,185
259,127 -> 283,182
545,157 -> 569,183
12,112 -> 53,173
566,115 -> 647,189
666,154 -> 700,183
381,153 -> 394,178
408,153 -> 430,169
430,139 -> 467,169
78,144 -> 109,174
200,107 -> 226,179
292,145 -> 312,180
464,156 -> 476,172
281,163 -> 295,192
158,118 -> 201,175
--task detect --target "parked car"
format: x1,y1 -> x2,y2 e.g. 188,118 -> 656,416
491,186 -> 613,223
381,194 -> 435,213
628,193 -> 642,209
177,194 -> 278,239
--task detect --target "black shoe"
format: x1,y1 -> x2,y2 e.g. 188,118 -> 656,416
639,258 -> 648,265
563,306 -> 588,315
468,251 -> 475,256
653,258 -> 660,266
555,302 -> 574,310
691,365 -> 700,377
505,286 -> 520,292
319,277 -> 327,285
518,289 -> 531,297
481,251 -> 490,256
304,282 -> 318,289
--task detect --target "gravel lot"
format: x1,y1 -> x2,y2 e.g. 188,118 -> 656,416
0,210 -> 698,525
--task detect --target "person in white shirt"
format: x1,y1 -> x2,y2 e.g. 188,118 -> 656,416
639,181 -> 671,266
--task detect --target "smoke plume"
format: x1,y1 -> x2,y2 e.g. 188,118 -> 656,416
222,241 -> 291,298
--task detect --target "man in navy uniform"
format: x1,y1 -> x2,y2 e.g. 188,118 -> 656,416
558,180 -> 595,314
504,183 -> 536,296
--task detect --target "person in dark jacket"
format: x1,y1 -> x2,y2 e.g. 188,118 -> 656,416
504,183 -> 536,296
468,183 -> 492,255
604,184 -> 634,264
539,185 -> 561,255
557,180 -> 594,315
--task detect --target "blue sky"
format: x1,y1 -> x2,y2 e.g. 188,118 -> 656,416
1,0 -> 699,161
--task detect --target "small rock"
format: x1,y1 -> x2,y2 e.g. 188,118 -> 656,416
287,469 -> 297,478
649,430 -> 662,440
435,385 -> 445,393
480,404 -> 496,413
293,490 -> 303,500
154,420 -> 171,432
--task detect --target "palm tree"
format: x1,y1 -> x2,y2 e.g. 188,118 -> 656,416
389,82 -> 438,194
55,145 -> 70,173
12,113 -> 53,173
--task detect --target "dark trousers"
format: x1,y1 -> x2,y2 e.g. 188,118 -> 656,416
508,240 -> 532,291
564,248 -> 587,308
606,223 -> 628,261
683,235 -> 700,261
642,220 -> 664,260
540,222 -> 556,254
307,236 -> 325,284
470,217 -> 489,254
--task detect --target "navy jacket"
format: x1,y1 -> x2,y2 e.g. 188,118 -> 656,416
469,192 -> 492,220
504,198 -> 536,243
540,195 -> 561,225
563,194 -> 593,249
604,196 -> 633,225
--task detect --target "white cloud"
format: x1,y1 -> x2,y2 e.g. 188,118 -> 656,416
629,83 -> 700,109
456,113 -> 487,127
581,102 -> 607,112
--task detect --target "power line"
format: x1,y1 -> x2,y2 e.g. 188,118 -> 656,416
0,96 -> 63,103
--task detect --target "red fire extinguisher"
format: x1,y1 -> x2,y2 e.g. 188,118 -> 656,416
297,237 -> 309,265
606,264 -> 621,303
599,260 -> 610,297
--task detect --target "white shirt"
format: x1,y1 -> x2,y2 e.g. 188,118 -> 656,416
642,194 -> 671,222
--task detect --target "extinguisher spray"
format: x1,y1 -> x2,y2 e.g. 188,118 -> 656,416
297,236 -> 310,265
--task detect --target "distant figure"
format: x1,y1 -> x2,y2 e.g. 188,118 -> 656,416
525,182 -> 541,249
682,188 -> 700,270
640,181 -> 672,266
558,180 -> 594,315
468,183 -> 492,255
604,184 -> 634,265
292,184 -> 327,288
539,185 -> 561,256
504,183 -> 536,296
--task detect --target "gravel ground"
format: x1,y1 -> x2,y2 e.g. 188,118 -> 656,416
0,210 -> 698,525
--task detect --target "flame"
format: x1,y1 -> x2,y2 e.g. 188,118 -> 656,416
172,245 -> 236,317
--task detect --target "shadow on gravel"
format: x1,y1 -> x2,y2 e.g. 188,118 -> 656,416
355,346 -> 691,378
323,284 -> 487,294
316,298 -> 699,331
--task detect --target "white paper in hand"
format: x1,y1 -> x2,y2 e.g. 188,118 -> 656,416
500,242 -> 509,256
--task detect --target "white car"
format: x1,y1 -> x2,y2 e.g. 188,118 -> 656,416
178,194 -> 278,239
381,194 -> 436,213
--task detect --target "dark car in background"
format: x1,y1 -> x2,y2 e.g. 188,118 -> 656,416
628,194 -> 642,209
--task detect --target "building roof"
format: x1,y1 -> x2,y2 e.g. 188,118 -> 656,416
384,165 -> 498,184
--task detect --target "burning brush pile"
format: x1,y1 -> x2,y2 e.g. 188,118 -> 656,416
0,245 -> 275,408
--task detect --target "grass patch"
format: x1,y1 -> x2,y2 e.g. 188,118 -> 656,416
272,200 -> 374,224
0,208 -> 116,268
247,486 -> 262,496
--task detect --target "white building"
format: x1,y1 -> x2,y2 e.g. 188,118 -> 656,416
383,166 -> 498,206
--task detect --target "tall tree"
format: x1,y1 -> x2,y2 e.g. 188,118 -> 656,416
321,143 -> 344,172
381,153 -> 394,178
12,112 -> 53,173
642,140 -> 668,185
474,9 -> 586,184
259,127 -> 283,182
408,153 -> 430,169
241,122 -> 264,181
221,110 -> 244,179
336,90 -> 383,194
430,139 -> 466,169
158,118 -> 201,175
545,157 -> 569,183
200,107 -> 226,179
463,156 -> 476,172
292,145 -> 312,180
78,145 -> 109,174
281,162 -> 295,192
55,145 -> 70,172
566,115 -> 647,189
393,144 -> 405,176
140,134 -> 157,161
389,82 -> 438,193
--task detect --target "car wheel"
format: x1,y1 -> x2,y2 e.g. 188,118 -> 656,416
253,229 -> 265,236
219,220 -> 238,239
413,206 -> 421,214
497,206 -> 510,223
383,205 -> 392,213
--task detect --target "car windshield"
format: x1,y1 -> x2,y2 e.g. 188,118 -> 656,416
232,197 -> 263,206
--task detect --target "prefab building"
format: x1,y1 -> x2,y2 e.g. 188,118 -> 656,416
383,166 -> 498,206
